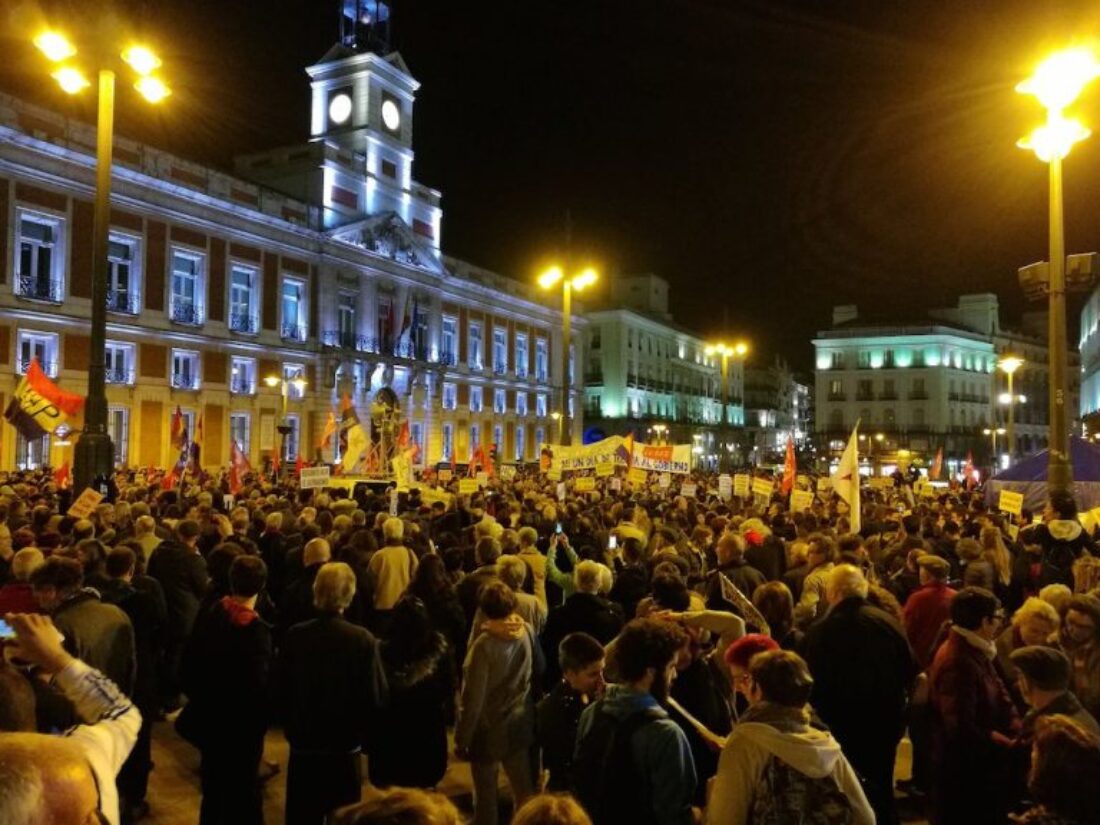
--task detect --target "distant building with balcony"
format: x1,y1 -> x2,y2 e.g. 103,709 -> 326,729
814,294 -> 1076,475
581,274 -> 739,461
743,358 -> 812,465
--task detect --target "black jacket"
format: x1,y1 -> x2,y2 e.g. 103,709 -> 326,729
745,535 -> 786,582
99,578 -> 166,710
536,681 -> 588,790
277,564 -> 323,641
541,592 -> 624,687
277,614 -> 377,752
802,597 -> 918,753
147,540 -> 209,641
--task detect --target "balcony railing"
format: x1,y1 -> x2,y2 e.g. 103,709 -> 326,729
171,373 -> 199,390
170,301 -> 204,326
879,391 -> 898,400
19,359 -> 57,377
323,330 -> 365,350
228,312 -> 259,334
535,370 -> 548,383
393,340 -> 429,360
909,390 -> 929,400
516,365 -> 528,378
469,358 -> 483,371
105,367 -> 134,385
230,377 -> 255,395
439,350 -> 457,367
493,362 -> 507,376
16,275 -> 63,303
106,290 -> 140,315
856,390 -> 874,401
281,323 -> 308,343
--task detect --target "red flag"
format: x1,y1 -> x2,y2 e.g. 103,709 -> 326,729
295,452 -> 304,476
962,451 -> 976,489
170,406 -> 184,450
318,410 -> 338,449
271,448 -> 281,478
4,358 -> 84,439
781,438 -> 796,495
229,441 -> 251,494
930,447 -> 943,481
161,464 -> 179,491
397,421 -> 410,450
53,462 -> 71,489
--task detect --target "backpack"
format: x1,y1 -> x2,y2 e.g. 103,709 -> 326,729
749,754 -> 855,825
1039,542 -> 1079,588
572,706 -> 663,825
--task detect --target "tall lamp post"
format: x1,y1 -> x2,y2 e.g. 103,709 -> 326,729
1017,48 -> 1100,497
705,341 -> 748,471
983,427 -> 1007,470
998,356 -> 1024,466
33,29 -> 170,494
265,374 -> 308,476
537,265 -> 597,446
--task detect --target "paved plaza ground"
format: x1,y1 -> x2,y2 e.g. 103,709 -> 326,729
141,719 -> 930,824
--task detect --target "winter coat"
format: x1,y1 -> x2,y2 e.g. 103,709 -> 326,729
536,681 -> 589,791
705,702 -> 874,825
541,592 -> 624,686
147,539 -> 209,642
1031,520 -> 1096,589
99,578 -> 166,711
795,563 -> 834,627
366,543 -> 418,611
575,684 -> 697,825
455,613 -> 538,761
368,631 -> 454,788
903,581 -> 957,669
276,613 -> 377,753
516,547 -> 549,608
52,589 -> 136,696
0,581 -> 38,614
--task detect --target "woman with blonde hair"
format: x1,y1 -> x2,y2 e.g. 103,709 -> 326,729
332,788 -> 461,825
979,525 -> 1012,600
511,794 -> 592,825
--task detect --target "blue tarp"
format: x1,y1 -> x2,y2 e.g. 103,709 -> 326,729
985,437 -> 1100,514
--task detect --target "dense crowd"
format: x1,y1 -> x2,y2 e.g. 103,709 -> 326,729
2,465 -> 1100,825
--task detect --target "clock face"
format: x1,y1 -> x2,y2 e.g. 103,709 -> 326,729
329,93 -> 353,125
381,98 -> 401,132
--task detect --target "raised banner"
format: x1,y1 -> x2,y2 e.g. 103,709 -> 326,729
790,489 -> 814,511
718,474 -> 732,500
610,477 -> 622,492
575,476 -> 596,492
595,461 -> 615,477
998,489 -> 1024,516
753,477 -> 774,498
68,488 -> 104,519
458,478 -> 479,494
734,474 -> 751,497
540,436 -> 631,474
681,483 -> 697,498
658,473 -> 672,488
628,467 -> 649,486
632,443 -> 693,475
299,466 -> 331,489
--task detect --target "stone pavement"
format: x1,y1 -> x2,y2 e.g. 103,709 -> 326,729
142,720 -> 930,824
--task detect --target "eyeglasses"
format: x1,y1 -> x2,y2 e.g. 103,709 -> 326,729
1066,618 -> 1096,633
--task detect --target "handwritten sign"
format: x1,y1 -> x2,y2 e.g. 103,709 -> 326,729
628,467 -> 649,486
734,474 -> 751,497
998,489 -> 1024,516
753,477 -> 773,498
575,476 -> 596,492
476,471 -> 489,488
547,467 -> 562,482
389,488 -> 399,516
500,466 -> 516,481
790,489 -> 814,512
609,477 -> 622,492
68,488 -> 104,519
595,461 -> 615,477
658,473 -> 672,489
438,469 -> 453,483
817,477 -> 831,492
681,483 -> 697,499
299,466 -> 331,489
718,474 -> 732,500
556,482 -> 567,501
458,478 -> 479,494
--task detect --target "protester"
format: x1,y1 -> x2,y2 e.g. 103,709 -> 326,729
1012,714 -> 1100,825
707,649 -> 874,825
541,560 -> 624,687
331,787 -> 462,825
1056,594 -> 1100,719
903,553 -> 957,668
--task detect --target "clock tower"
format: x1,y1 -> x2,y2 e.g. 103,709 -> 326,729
303,0 -> 441,246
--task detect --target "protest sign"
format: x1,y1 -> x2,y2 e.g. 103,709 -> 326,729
299,466 -> 331,490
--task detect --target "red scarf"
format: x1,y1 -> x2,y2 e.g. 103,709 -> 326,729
220,596 -> 259,627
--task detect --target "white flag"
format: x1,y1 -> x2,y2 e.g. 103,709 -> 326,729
831,423 -> 861,535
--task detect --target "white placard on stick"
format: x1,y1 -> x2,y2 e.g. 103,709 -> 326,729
68,488 -> 104,519
299,466 -> 331,489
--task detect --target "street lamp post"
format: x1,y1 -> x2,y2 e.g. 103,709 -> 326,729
538,266 -> 597,446
33,29 -> 170,494
1017,48 -> 1100,496
998,356 -> 1024,466
265,374 -> 307,476
983,427 -> 1007,470
705,341 -> 747,472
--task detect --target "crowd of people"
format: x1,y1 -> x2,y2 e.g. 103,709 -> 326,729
2,464 -> 1100,825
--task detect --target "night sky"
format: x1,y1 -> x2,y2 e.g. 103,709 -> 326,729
6,1 -> 1100,372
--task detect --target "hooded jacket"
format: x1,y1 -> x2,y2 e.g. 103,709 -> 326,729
576,684 -> 697,825
1032,520 -> 1096,588
705,703 -> 874,825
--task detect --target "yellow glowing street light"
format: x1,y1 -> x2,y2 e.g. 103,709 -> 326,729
537,264 -> 599,447
1016,47 -> 1100,496
32,26 -> 171,492
34,31 -> 76,62
706,340 -> 750,440
998,355 -> 1024,467
265,374 -> 307,473
52,66 -> 90,95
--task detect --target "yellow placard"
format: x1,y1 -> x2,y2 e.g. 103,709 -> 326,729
790,489 -> 814,511
628,467 -> 649,486
734,474 -> 751,496
998,489 -> 1024,516
575,476 -> 596,492
547,467 -> 562,482
753,477 -> 773,498
458,478 -> 479,494
595,461 -> 615,477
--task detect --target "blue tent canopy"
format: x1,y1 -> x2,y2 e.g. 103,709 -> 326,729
985,437 -> 1100,513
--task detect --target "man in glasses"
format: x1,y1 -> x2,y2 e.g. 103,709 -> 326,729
927,587 -> 1021,825
0,611 -> 140,825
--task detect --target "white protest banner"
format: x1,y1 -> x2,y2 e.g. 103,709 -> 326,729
734,474 -> 751,497
389,488 -> 399,516
547,467 -> 562,482
556,482 -> 567,501
541,436 -> 629,473
632,443 -> 693,475
658,473 -> 672,488
681,483 -> 697,499
998,489 -> 1024,516
68,487 -> 104,519
299,466 -> 331,490
718,474 -> 732,500
790,489 -> 814,511
610,477 -> 622,492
